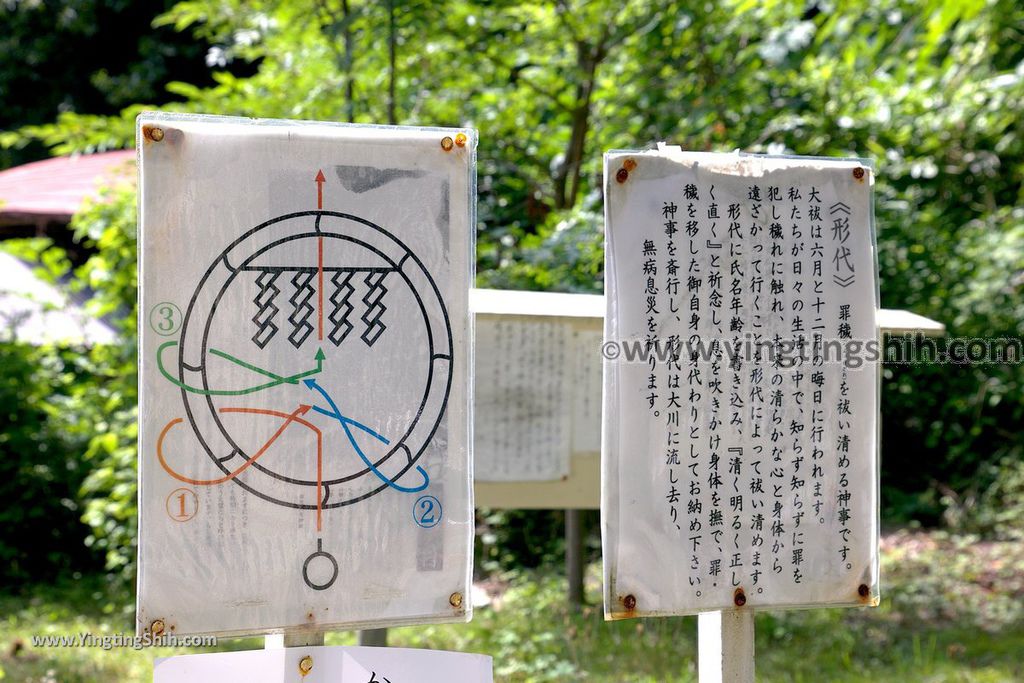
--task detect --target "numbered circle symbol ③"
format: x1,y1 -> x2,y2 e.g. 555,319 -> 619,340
413,495 -> 442,529
149,302 -> 183,336
166,487 -> 198,522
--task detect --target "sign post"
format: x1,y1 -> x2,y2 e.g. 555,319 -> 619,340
137,113 -> 486,679
602,148 -> 882,680
697,610 -> 755,683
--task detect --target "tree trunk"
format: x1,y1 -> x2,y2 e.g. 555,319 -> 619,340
554,44 -> 599,210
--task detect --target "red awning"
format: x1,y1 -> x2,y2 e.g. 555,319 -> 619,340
0,150 -> 135,226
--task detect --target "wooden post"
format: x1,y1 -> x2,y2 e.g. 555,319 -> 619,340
565,509 -> 585,608
358,628 -> 388,647
697,610 -> 754,683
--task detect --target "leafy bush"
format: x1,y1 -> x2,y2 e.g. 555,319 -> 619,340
2,0 -> 1023,581
940,456 -> 1024,542
64,188 -> 139,578
1,186 -> 138,582
0,342 -> 101,585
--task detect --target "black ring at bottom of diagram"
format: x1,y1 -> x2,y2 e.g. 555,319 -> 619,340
302,539 -> 339,590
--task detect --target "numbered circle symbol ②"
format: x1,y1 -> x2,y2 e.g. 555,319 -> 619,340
413,495 -> 442,528
166,487 -> 198,522
149,302 -> 183,336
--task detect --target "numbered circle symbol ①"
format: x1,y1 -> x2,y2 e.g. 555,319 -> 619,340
414,495 -> 442,528
166,487 -> 198,522
149,302 -> 183,336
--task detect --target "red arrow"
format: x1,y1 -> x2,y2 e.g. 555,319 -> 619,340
315,170 -> 327,340
317,234 -> 324,340
315,169 -> 326,210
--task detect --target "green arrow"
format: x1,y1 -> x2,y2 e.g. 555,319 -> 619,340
156,341 -> 327,396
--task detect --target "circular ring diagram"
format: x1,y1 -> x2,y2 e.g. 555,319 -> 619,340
153,208 -> 452,589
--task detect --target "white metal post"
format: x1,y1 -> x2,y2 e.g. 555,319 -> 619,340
697,610 -> 754,683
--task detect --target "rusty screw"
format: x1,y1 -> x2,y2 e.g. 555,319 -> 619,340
440,136 -> 454,152
853,167 -> 865,180
148,127 -> 165,142
150,619 -> 165,636
733,588 -> 747,607
449,592 -> 463,608
623,158 -> 637,172
623,594 -> 637,610
615,167 -> 629,184
454,132 -> 467,148
858,583 -> 871,598
298,655 -> 314,675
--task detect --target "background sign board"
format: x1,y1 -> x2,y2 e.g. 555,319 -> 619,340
154,646 -> 493,682
470,290 -> 936,510
137,113 -> 475,636
472,289 -> 602,504
602,149 -> 880,617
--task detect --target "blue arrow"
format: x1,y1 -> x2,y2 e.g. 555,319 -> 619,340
303,379 -> 389,444
304,378 -> 429,493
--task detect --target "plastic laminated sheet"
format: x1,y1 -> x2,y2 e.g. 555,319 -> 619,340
137,113 -> 475,636
602,149 -> 880,618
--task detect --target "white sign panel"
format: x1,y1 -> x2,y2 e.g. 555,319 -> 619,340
602,149 -> 879,618
154,646 -> 492,683
474,318 -> 573,481
471,290 -> 605,489
137,113 -> 475,636
571,328 -> 604,454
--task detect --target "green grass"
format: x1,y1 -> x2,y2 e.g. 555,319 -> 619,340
2,531 -> 1022,682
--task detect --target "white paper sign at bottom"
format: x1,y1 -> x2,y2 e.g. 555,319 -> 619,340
154,646 -> 493,683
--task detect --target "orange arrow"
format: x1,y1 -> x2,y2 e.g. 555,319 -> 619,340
317,233 -> 324,340
157,405 -> 326,531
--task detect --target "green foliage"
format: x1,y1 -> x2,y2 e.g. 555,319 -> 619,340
1,186 -> 139,580
3,0 -> 1022,576
65,188 -> 140,577
476,510 -> 566,574
0,573 -> 254,681
941,456 -> 1024,541
0,343 -> 100,585
0,0 -> 225,168
6,531 -> 1024,681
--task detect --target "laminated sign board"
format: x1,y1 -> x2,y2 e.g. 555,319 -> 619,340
602,149 -> 880,618
471,289 -> 604,502
137,113 -> 475,636
474,317 -> 574,481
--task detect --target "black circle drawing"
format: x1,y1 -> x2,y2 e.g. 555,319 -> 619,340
302,539 -> 340,590
173,211 -> 453,511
